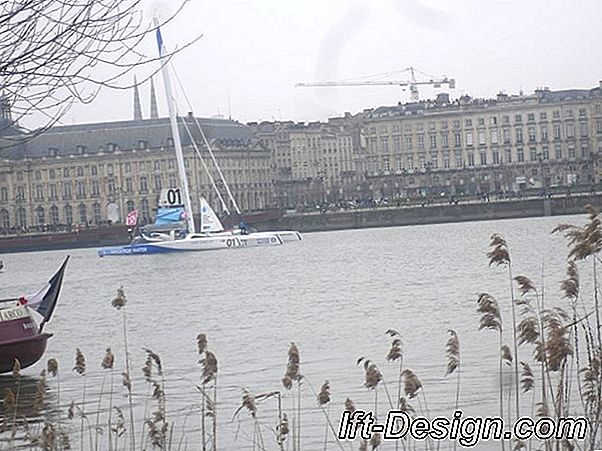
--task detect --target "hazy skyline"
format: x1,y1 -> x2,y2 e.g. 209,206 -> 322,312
24,0 -> 602,129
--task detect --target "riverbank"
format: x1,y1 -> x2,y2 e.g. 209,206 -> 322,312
273,193 -> 602,232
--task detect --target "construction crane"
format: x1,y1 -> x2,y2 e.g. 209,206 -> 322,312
295,67 -> 455,102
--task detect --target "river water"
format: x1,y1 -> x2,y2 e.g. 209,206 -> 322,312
0,214 -> 591,450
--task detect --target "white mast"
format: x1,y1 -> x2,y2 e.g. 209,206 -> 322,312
155,20 -> 196,233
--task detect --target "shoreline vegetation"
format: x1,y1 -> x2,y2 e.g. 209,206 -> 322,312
2,206 -> 602,450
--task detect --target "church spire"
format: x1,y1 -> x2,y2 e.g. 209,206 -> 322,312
150,77 -> 159,119
133,75 -> 142,121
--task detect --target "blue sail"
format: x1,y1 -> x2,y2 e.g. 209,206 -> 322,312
155,207 -> 186,225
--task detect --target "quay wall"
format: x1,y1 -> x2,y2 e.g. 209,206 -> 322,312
273,194 -> 602,233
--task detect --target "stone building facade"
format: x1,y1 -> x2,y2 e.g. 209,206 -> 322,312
0,114 -> 272,231
358,85 -> 602,200
249,115 -> 361,207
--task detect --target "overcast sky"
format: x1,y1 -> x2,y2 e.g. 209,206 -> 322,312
31,0 -> 602,128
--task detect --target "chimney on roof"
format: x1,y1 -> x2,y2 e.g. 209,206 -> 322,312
150,77 -> 159,119
133,75 -> 142,121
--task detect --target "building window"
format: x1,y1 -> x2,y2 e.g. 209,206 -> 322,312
126,200 -> 135,212
49,169 -> 55,180
566,124 -> 574,138
125,162 -> 131,173
0,209 -> 8,229
383,159 -> 390,173
528,127 -> 536,143
527,113 -> 535,122
465,119 -> 472,127
91,166 -> 98,176
92,180 -> 100,196
478,131 -> 486,145
568,147 -> 576,159
430,135 -> 437,148
455,154 -> 463,168
579,108 -> 587,118
505,149 -> 512,163
467,153 -> 475,167
442,134 -> 449,148
515,114 -> 522,123
542,147 -> 549,160
553,111 -> 560,119
65,204 -> 73,224
154,175 -> 162,191
35,185 -> 44,201
540,112 -> 547,120
62,182 -> 71,200
36,206 -> 45,225
167,137 -> 174,147
493,151 -> 500,164
502,115 -> 509,124
50,206 -> 59,225
466,131 -> 473,146
140,176 -> 148,193
77,181 -> 86,198
78,203 -> 87,223
93,202 -> 101,224
418,135 -> 424,150
515,128 -> 523,143
490,130 -> 498,144
503,129 -> 510,144
381,137 -> 389,152
125,178 -> 133,193
77,167 -> 84,177
541,126 -> 548,141
141,199 -> 150,221
581,146 -> 589,159
107,164 -> 114,176
478,118 -> 485,126
0,187 -> 7,202
17,207 -> 26,228
554,124 -> 561,140
139,140 -> 148,149
555,145 -> 563,160
154,160 -> 161,171
530,148 -> 537,161
443,155 -> 450,168
480,152 -> 487,166
454,133 -> 461,147
517,148 -> 524,162
63,167 -> 69,178
580,123 -> 588,137
490,116 -> 497,125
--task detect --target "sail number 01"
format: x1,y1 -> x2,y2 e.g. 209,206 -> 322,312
166,188 -> 182,206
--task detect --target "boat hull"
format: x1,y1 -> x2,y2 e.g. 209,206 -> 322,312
98,232 -> 283,256
0,334 -> 51,374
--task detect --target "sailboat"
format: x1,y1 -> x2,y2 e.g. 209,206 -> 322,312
0,257 -> 68,373
98,25 -> 299,257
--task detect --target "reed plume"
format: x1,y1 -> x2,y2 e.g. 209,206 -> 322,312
477,293 -> 502,331
73,349 -> 86,375
357,358 -> 382,390
47,358 -> 58,377
282,342 -> 302,451
542,309 -> 572,372
400,369 -> 422,399
197,333 -> 207,355
552,205 -> 602,260
487,233 -> 510,266
344,397 -> 356,412
12,359 -> 21,379
501,345 -> 513,365
317,381 -> 330,406
200,351 -> 218,385
101,348 -> 115,370
560,260 -> 579,301
111,286 -> 127,309
519,362 -> 534,393
370,431 -> 381,449
445,329 -> 460,375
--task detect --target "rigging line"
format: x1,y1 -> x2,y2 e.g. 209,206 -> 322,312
169,61 -> 242,215
177,113 -> 231,215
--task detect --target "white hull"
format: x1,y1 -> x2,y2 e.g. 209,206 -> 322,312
98,232 -> 282,257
